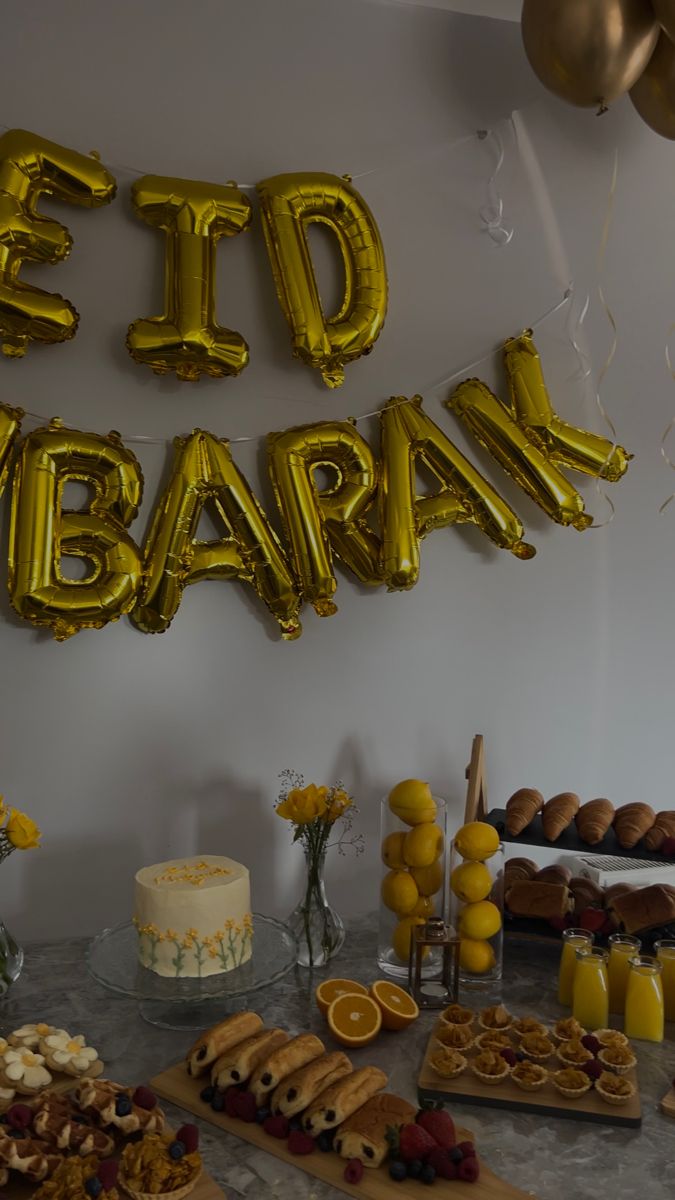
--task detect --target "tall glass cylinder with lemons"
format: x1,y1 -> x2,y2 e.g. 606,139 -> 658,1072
449,822 -> 504,994
378,780 -> 448,979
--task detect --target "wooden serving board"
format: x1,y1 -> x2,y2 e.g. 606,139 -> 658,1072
418,1031 -> 641,1128
150,1061 -> 534,1200
659,1085 -> 675,1117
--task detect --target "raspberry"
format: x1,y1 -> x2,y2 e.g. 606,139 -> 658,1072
288,1130 -> 315,1155
458,1156 -> 480,1183
399,1122 -> 438,1162
97,1161 -> 119,1192
344,1159 -> 364,1184
581,1035 -> 601,1055
132,1086 -> 157,1110
500,1048 -> 517,1067
6,1105 -> 33,1131
263,1115 -> 290,1139
456,1140 -> 476,1158
426,1148 -> 458,1179
232,1092 -> 257,1123
415,1107 -> 455,1149
176,1125 -> 199,1153
224,1087 -> 241,1118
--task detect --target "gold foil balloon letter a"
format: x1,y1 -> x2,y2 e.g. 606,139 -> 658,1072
0,129 -> 116,358
267,420 -> 382,617
0,404 -> 24,497
380,397 -> 534,590
8,422 -> 143,640
257,172 -> 387,388
127,176 -> 252,381
132,430 -> 301,639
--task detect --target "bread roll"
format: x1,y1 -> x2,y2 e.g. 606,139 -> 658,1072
609,883 -> 675,934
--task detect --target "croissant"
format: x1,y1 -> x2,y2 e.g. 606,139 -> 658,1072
609,883 -> 675,934
541,792 -> 580,842
505,788 -> 544,836
575,798 -> 614,845
613,802 -> 655,850
644,811 -> 675,852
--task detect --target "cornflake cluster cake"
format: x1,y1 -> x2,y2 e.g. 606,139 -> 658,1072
133,855 -> 253,978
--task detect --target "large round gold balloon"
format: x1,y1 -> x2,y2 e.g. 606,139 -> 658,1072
653,0 -> 675,43
521,0 -> 659,109
630,32 -> 675,138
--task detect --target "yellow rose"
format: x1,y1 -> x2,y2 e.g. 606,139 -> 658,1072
276,784 -> 328,824
5,809 -> 40,850
325,789 -> 352,823
0,796 -> 5,824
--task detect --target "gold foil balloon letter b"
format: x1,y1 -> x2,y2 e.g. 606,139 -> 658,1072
8,422 -> 143,640
127,176 -> 252,381
257,172 -> 387,388
0,129 -> 116,358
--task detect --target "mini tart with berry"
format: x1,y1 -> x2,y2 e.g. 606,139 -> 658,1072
435,1022 -> 474,1051
32,1155 -> 119,1200
475,1030 -> 513,1052
439,1004 -> 474,1028
119,1128 -> 201,1200
519,1033 -> 554,1062
511,1017 -> 547,1039
595,1071 -> 637,1107
551,1068 -> 592,1099
429,1047 -> 467,1079
471,1050 -> 511,1085
478,1004 -> 513,1031
593,1028 -> 629,1049
511,1061 -> 548,1092
556,1038 -> 593,1068
597,1044 -> 637,1075
551,1017 -> 585,1044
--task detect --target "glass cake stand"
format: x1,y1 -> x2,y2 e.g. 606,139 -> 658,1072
86,914 -> 298,1030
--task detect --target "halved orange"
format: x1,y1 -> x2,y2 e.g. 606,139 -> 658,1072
327,992 -> 382,1047
315,977 -> 369,1017
370,979 -> 420,1030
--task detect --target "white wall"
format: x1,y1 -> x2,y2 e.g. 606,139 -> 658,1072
1,0 -> 674,941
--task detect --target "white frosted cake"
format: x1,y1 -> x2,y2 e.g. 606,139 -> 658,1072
133,855 -> 253,978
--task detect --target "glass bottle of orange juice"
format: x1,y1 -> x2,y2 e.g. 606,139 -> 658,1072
654,940 -> 675,1022
625,955 -> 664,1042
607,933 -> 641,1014
572,947 -> 609,1030
558,928 -> 594,1007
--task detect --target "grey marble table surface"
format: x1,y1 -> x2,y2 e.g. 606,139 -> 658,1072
2,918 -> 675,1200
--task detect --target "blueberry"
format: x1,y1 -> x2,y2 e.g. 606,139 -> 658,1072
289,1117 -> 303,1131
169,1141 -> 186,1160
389,1161 -> 407,1182
210,1093 -> 225,1112
114,1096 -> 132,1117
515,1051 -> 525,1063
317,1131 -> 335,1152
449,1147 -> 463,1163
407,1160 -> 424,1178
10,1129 -> 26,1139
255,1107 -> 271,1125
199,1086 -> 215,1104
85,1179 -> 103,1198
421,1164 -> 436,1185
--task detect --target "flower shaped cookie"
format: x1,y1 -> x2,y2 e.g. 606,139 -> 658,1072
9,1023 -> 65,1049
0,1048 -> 52,1093
39,1032 -> 101,1077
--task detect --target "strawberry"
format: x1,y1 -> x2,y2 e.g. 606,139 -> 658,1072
288,1130 -> 315,1155
578,907 -> 606,933
416,1107 -> 455,1149
426,1148 -> 458,1180
398,1123 -> 438,1163
458,1156 -> 480,1182
263,1115 -> 290,1139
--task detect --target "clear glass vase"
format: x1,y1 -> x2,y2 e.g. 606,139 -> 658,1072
377,795 -> 448,979
0,917 -> 24,996
448,838 -> 504,995
286,849 -> 345,968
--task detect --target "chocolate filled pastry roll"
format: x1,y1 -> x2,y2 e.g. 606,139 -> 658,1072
302,1065 -> 387,1134
211,1027 -> 288,1088
186,1011 -> 263,1077
334,1094 -> 416,1167
249,1033 -> 325,1106
271,1051 -> 352,1118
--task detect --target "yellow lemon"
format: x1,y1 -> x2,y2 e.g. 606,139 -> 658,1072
410,860 -> 444,896
392,916 -> 427,963
411,895 -> 435,919
459,938 -> 496,975
403,822 -> 444,868
450,861 -> 492,903
453,820 -> 500,862
381,869 -> 419,915
381,831 -> 407,870
459,899 -> 502,940
388,779 -> 437,827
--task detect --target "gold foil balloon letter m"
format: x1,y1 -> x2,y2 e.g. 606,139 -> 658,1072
0,129 -> 116,358
127,176 -> 252,381
257,172 -> 387,388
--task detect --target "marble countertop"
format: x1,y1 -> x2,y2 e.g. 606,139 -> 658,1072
3,919 -> 675,1200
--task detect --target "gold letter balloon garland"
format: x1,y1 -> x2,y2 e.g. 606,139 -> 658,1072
0,329 -> 631,641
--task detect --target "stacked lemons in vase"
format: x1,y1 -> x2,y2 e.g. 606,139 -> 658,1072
450,821 -> 503,982
379,780 -> 446,970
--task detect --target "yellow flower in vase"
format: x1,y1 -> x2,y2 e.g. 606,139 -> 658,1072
325,788 -> 352,823
276,784 -> 329,824
5,809 -> 41,849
